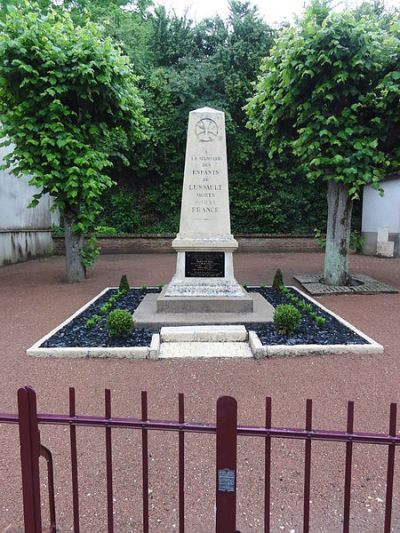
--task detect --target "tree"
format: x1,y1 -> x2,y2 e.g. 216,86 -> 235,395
246,1 -> 400,285
0,3 -> 147,281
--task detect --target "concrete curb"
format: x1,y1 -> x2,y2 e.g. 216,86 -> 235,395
26,287 -> 152,359
247,286 -> 384,359
26,286 -> 383,360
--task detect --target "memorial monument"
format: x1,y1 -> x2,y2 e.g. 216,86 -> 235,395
133,107 -> 274,328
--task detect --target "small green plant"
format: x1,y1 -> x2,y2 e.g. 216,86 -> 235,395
51,224 -> 64,237
140,284 -> 148,292
105,309 -> 134,337
158,284 -> 164,291
303,303 -> 313,314
281,286 -> 290,295
350,230 -> 366,254
272,269 -> 284,291
260,284 -> 266,289
313,228 -> 326,250
80,235 -> 100,270
99,302 -> 112,315
274,304 -> 301,335
315,316 -> 327,328
86,315 -> 101,328
119,275 -> 130,294
242,284 -> 248,290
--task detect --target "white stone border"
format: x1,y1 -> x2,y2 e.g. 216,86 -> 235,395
248,286 -> 383,359
27,285 -> 383,360
27,287 -> 156,359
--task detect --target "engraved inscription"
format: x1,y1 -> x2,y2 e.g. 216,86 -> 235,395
185,252 -> 225,278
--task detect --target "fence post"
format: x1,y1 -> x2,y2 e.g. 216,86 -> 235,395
18,386 -> 42,533
216,396 -> 237,533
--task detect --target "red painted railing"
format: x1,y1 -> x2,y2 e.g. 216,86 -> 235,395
0,386 -> 399,532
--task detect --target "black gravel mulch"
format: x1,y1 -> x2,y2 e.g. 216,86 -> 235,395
41,287 -> 368,348
248,287 -> 367,346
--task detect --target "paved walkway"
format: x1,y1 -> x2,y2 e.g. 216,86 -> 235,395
0,252 -> 399,532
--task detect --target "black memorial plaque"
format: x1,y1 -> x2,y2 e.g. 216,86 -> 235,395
185,252 -> 225,278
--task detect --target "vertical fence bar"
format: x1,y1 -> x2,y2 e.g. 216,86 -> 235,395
141,391 -> 149,533
69,387 -> 80,533
105,389 -> 114,533
216,396 -> 237,533
178,393 -> 185,533
343,401 -> 354,533
384,403 -> 397,533
17,386 -> 42,533
39,445 -> 57,532
264,397 -> 272,533
303,400 -> 313,533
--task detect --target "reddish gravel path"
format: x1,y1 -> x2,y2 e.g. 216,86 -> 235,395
0,252 -> 399,532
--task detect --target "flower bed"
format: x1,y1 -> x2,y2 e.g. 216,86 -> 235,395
38,286 -> 369,350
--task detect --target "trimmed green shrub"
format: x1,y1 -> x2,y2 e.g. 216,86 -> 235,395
119,275 -> 130,294
105,309 -> 134,337
272,269 -> 284,291
86,315 -> 101,328
315,316 -> 327,328
274,304 -> 301,335
99,302 -> 112,316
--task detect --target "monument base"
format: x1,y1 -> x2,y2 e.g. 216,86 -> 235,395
157,285 -> 253,313
132,292 -> 275,331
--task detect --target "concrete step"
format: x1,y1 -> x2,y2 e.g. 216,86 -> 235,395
160,325 -> 247,342
159,341 -> 253,359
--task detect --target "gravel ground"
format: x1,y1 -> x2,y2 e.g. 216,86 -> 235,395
0,251 -> 399,532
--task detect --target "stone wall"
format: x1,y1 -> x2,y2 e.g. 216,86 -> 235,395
53,234 -> 320,255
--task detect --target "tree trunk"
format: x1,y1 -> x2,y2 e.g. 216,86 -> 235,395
64,210 -> 85,283
323,181 -> 353,286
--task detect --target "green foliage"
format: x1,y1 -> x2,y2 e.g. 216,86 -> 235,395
80,235 -> 100,269
98,303 -> 112,316
119,274 -> 130,293
0,2 -> 147,274
313,228 -> 326,251
314,228 -> 366,253
246,2 -> 400,197
106,309 -> 134,337
315,316 -> 326,328
52,224 -> 64,237
86,314 -> 101,328
99,189 -> 141,233
349,230 -> 366,254
272,269 -> 284,291
273,304 -> 301,335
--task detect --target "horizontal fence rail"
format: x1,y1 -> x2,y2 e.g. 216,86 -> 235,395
0,386 -> 398,533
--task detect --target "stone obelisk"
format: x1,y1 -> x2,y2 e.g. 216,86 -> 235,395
161,107 -> 251,310
133,107 -> 275,327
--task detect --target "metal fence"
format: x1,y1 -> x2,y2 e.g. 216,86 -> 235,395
0,386 -> 399,532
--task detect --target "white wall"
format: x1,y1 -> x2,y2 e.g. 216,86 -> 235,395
362,179 -> 400,234
0,145 -> 58,265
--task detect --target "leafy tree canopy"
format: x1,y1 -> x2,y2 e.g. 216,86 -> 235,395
0,1 -> 147,279
246,0 -> 400,198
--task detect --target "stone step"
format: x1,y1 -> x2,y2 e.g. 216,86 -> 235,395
159,342 -> 253,359
160,325 -> 247,342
